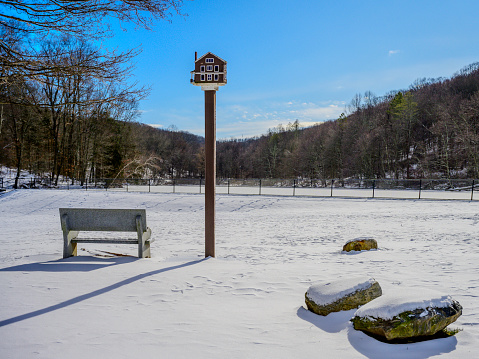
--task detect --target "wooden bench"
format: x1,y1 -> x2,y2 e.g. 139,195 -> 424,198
60,208 -> 153,258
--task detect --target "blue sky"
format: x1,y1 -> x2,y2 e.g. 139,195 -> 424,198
104,0 -> 479,139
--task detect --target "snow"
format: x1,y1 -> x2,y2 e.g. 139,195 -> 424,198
306,277 -> 377,306
1,189 -> 479,358
354,290 -> 457,320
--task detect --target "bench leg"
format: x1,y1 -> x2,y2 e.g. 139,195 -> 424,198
140,241 -> 151,258
63,232 -> 72,258
137,216 -> 152,258
142,228 -> 153,258
63,231 -> 79,258
62,214 -> 78,258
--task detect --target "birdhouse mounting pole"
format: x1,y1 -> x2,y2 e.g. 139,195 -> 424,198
204,90 -> 216,258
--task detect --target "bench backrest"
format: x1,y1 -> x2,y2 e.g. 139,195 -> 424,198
59,208 -> 147,232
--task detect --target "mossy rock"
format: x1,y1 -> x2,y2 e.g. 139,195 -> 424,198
343,237 -> 377,252
351,297 -> 462,341
305,278 -> 382,316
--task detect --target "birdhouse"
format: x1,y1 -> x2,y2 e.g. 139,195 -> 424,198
190,52 -> 227,90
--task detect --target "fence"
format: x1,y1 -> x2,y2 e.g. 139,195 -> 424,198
1,176 -> 477,201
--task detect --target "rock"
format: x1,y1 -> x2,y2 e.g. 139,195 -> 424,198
305,277 -> 382,316
351,291 -> 462,341
343,237 -> 377,252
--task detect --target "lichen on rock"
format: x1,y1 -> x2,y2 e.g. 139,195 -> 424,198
343,237 -> 378,252
351,292 -> 462,341
305,277 -> 382,316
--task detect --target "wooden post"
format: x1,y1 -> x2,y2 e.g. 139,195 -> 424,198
205,90 -> 216,258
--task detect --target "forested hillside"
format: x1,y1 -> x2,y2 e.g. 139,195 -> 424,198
217,62 -> 479,180
1,63 -> 478,183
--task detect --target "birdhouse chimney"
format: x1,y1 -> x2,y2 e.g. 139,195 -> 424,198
195,51 -> 197,61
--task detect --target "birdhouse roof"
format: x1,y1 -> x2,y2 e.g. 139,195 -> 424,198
196,52 -> 226,64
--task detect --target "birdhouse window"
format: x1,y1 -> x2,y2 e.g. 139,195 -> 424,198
207,74 -> 212,81
205,58 -> 214,63
214,65 -> 219,72
200,74 -> 205,81
206,65 -> 213,71
214,74 -> 219,81
200,65 -> 205,72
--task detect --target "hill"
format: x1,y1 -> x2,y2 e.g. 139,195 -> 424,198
215,62 -> 479,180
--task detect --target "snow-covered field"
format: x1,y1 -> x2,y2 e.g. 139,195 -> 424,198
1,189 -> 478,358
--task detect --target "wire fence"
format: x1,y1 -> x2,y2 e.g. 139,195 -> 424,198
1,176 -> 477,201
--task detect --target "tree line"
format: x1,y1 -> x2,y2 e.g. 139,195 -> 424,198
85,63 -> 479,182
2,61 -> 479,184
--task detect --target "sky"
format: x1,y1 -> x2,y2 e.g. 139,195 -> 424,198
103,0 -> 479,139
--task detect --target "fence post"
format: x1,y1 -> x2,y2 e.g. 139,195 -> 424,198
228,178 -> 230,194
419,179 -> 422,199
372,180 -> 375,198
293,179 -> 296,196
126,180 -> 128,192
199,177 -> 202,194
472,179 -> 475,201
173,178 -> 176,193
259,179 -> 262,195
149,179 -> 151,193
86,179 -> 88,191
330,179 -> 334,197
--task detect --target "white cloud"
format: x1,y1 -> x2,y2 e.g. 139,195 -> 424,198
388,50 -> 400,56
214,100 -> 346,139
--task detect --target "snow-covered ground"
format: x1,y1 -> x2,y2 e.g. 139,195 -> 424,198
1,189 -> 478,358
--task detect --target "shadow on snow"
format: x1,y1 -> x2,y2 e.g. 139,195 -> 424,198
0,258 -> 205,327
0,255 -> 139,272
